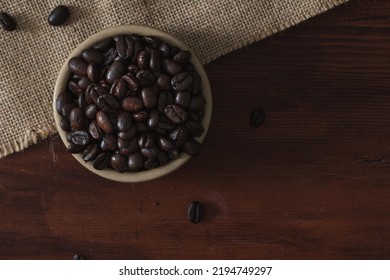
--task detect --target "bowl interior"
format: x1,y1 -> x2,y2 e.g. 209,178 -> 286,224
53,24 -> 212,183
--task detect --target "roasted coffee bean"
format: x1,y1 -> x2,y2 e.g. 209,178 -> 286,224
164,104 -> 187,124
110,154 -> 126,172
188,95 -> 206,112
162,59 -> 183,76
187,201 -> 203,223
93,38 -> 113,51
103,47 -> 116,66
121,73 -> 138,91
168,148 -> 180,160
137,50 -> 149,70
0,12 -> 16,31
56,91 -> 73,115
117,111 -> 132,132
122,96 -> 143,112
81,49 -> 104,64
77,77 -> 91,91
191,71 -> 202,94
88,121 -> 103,139
119,137 -> 138,155
144,158 -> 159,169
127,64 -> 139,75
183,139 -> 201,156
60,118 -> 71,132
169,126 -> 187,147
118,125 -> 137,140
147,109 -> 159,127
115,35 -> 134,59
158,43 -> 171,58
102,134 -> 117,151
138,132 -> 155,149
141,87 -> 157,109
82,144 -> 99,162
173,50 -> 191,66
68,80 -> 83,96
96,94 -> 119,112
96,110 -> 113,134
157,117 -> 175,131
85,104 -> 99,120
127,152 -> 144,171
61,103 -> 77,118
133,110 -> 148,122
48,5 -> 70,26
131,41 -> 143,64
249,108 -> 265,127
137,121 -> 149,132
185,121 -> 204,137
143,36 -> 160,48
136,69 -> 156,87
174,91 -> 191,108
78,94 -> 87,109
149,49 -> 160,71
171,72 -> 193,91
93,152 -> 110,170
157,93 -> 172,113
157,136 -> 173,151
106,61 -> 126,84
87,63 -> 100,82
141,145 -> 159,158
110,79 -> 127,99
67,143 -> 85,154
157,73 -> 173,91
69,107 -> 86,130
188,112 -> 201,121
68,57 -> 88,76
70,129 -> 89,146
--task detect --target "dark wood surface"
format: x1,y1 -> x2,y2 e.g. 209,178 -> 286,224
1,0 -> 390,260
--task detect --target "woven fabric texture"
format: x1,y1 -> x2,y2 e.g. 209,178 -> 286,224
0,0 -> 349,157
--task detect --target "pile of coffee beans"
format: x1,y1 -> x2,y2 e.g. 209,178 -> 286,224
56,34 -> 206,172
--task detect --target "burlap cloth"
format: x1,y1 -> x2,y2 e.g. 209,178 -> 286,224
0,0 -> 349,157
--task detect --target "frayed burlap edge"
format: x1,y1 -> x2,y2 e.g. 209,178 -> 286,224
0,0 -> 348,158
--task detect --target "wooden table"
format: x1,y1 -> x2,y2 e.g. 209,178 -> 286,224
1,0 -> 389,260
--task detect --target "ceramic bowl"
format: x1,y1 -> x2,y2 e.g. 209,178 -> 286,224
53,24 -> 212,182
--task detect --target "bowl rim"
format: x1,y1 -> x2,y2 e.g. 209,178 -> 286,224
53,24 -> 212,183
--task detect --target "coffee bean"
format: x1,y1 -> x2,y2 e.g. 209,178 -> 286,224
169,126 -> 187,147
121,73 -> 138,91
96,111 -> 113,134
103,47 -> 116,66
140,145 -> 159,158
93,38 -> 113,52
149,49 -> 160,71
183,139 -> 201,156
138,132 -> 155,149
69,107 -> 86,130
117,111 -> 132,132
162,59 -> 183,76
122,96 -> 143,112
173,50 -> 191,66
127,152 -> 144,171
67,143 -> 85,154
68,57 -> 88,76
137,50 -> 149,70
82,144 -> 100,162
144,158 -> 159,169
168,148 -> 180,160
118,125 -> 137,140
77,77 -> 91,91
147,109 -> 159,127
48,5 -> 70,26
87,63 -> 100,82
158,92 -> 173,113
188,95 -> 206,112
68,130 -> 90,146
85,104 -> 99,120
0,12 -> 16,31
158,151 -> 169,166
96,94 -> 119,113
141,87 -> 157,109
60,118 -> 71,132
157,73 -> 173,91
187,201 -> 203,223
175,91 -> 191,108
157,136 -> 173,151
68,80 -> 83,96
106,61 -> 126,84
143,36 -> 160,48
56,91 -> 73,115
136,69 -> 156,87
133,110 -> 148,122
61,103 -> 78,118
110,154 -> 126,172
249,108 -> 265,127
81,49 -> 104,64
115,36 -> 134,59
164,104 -> 187,124
102,134 -> 118,151
127,64 -> 139,75
93,152 -> 110,170
119,137 -> 138,155
131,41 -> 143,64
158,43 -> 171,58
88,121 -> 103,140
185,121 -> 204,137
110,79 -> 127,100
171,72 -> 193,91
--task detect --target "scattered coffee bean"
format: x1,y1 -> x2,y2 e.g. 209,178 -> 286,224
187,201 -> 203,224
48,5 -> 70,26
0,12 -> 16,31
249,108 -> 265,127
57,34 -> 207,172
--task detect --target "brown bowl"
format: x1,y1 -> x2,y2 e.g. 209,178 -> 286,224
53,24 -> 212,182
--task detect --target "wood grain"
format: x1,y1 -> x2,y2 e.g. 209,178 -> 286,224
1,0 -> 390,259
